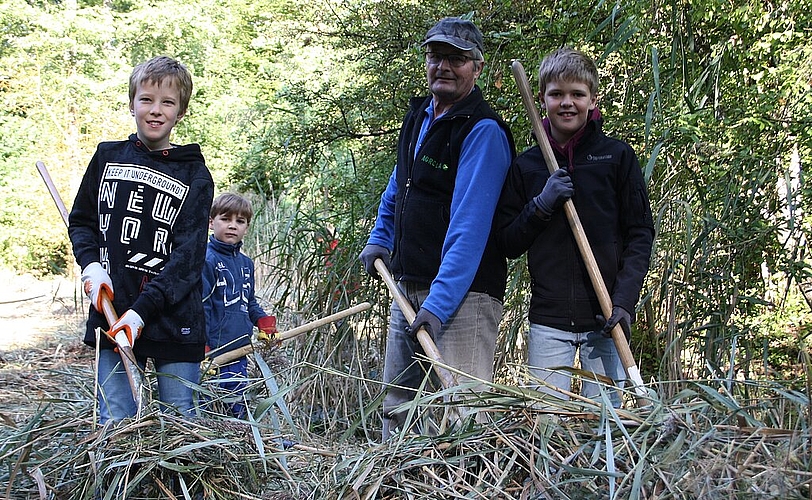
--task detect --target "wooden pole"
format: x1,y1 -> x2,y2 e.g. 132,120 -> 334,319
205,302 -> 372,369
373,259 -> 456,390
36,160 -> 145,412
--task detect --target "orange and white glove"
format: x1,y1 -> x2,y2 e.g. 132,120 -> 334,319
108,309 -> 144,348
81,262 -> 114,312
256,315 -> 277,342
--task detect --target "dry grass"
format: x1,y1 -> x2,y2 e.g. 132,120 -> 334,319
1,266 -> 810,498
2,331 -> 811,499
0,338 -> 330,499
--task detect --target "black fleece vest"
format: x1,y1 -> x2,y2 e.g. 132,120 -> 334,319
391,87 -> 514,301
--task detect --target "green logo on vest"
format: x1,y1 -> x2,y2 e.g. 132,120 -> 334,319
421,154 -> 449,171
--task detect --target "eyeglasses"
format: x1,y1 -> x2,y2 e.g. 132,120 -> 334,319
425,52 -> 475,68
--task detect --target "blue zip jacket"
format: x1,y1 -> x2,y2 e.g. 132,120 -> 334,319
202,236 -> 268,351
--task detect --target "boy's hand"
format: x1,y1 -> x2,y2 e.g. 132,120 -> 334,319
81,262 -> 114,312
109,309 -> 144,348
597,306 -> 631,342
359,244 -> 390,279
533,168 -> 574,219
257,315 -> 277,341
407,308 -> 441,343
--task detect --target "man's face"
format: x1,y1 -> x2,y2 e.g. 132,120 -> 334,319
425,43 -> 482,109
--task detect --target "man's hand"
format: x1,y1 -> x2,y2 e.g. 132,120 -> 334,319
257,315 -> 277,341
533,168 -> 574,219
407,308 -> 442,343
109,309 -> 143,348
359,244 -> 390,279
81,262 -> 114,312
597,306 -> 631,342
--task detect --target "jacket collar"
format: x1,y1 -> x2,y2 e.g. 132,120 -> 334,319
542,107 -> 603,158
209,234 -> 242,256
128,133 -> 204,162
410,85 -> 483,119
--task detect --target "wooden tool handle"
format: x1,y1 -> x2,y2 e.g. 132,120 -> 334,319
36,161 -> 70,226
206,302 -> 373,369
277,302 -> 371,341
35,160 -> 144,411
374,259 -> 456,390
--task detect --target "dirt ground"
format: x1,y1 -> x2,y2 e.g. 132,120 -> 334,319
0,269 -> 85,350
0,268 -> 93,426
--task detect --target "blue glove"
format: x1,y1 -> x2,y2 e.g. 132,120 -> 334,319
533,168 -> 574,219
407,308 -> 442,343
597,306 -> 631,342
359,244 -> 390,279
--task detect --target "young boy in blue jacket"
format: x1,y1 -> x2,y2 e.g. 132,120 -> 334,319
496,48 -> 654,407
202,193 -> 276,418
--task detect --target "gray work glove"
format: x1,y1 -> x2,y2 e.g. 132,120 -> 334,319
407,308 -> 442,343
533,168 -> 574,219
359,244 -> 390,279
597,306 -> 632,342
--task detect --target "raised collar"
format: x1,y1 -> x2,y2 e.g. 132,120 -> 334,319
208,234 -> 242,256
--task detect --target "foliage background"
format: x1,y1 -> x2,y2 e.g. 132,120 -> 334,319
2,0 -> 811,431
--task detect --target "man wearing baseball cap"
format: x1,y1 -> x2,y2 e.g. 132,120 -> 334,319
359,17 -> 516,439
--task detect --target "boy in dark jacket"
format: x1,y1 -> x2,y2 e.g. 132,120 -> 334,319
69,56 -> 214,423
202,193 -> 277,418
496,48 -> 654,407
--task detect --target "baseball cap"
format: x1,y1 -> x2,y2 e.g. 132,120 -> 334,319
422,17 -> 484,55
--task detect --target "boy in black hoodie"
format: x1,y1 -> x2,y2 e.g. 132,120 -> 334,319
496,48 -> 654,407
69,56 -> 214,423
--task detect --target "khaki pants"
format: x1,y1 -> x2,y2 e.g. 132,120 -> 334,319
381,283 -> 502,438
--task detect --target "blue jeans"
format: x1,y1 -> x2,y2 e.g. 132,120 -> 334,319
97,349 -> 200,423
527,323 -> 625,407
382,282 -> 502,434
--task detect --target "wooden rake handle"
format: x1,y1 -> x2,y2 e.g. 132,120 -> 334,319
36,160 -> 145,411
510,61 -> 648,403
205,302 -> 372,369
373,259 -> 456,390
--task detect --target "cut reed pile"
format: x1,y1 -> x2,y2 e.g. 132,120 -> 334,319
330,376 -> 812,499
2,336 -> 810,499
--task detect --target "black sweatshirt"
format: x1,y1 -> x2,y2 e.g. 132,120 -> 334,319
69,134 -> 214,362
495,113 -> 654,331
